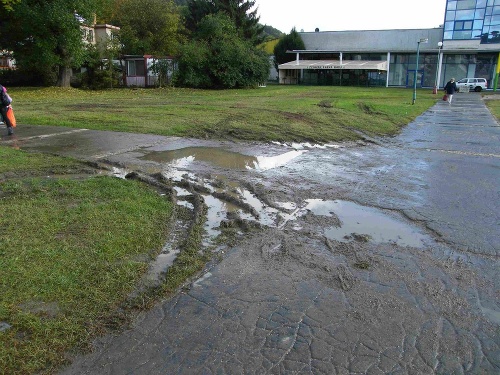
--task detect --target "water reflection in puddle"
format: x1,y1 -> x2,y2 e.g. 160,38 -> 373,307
142,147 -> 305,171
250,150 -> 306,171
111,167 -> 130,179
147,250 -> 180,281
306,199 -> 429,247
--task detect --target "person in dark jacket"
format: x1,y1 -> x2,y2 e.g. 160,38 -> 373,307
0,84 -> 14,135
444,78 -> 458,104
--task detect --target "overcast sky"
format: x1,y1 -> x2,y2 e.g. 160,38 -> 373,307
256,0 -> 448,33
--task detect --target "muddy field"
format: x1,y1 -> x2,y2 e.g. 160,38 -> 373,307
67,134 -> 498,374
3,93 -> 499,374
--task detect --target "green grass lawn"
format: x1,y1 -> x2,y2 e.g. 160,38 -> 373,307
0,147 -> 176,374
9,85 -> 439,143
483,93 -> 500,119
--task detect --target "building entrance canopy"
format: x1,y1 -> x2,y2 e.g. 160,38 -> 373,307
279,60 -> 388,71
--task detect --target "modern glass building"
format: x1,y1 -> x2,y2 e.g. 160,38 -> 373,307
444,0 -> 500,42
277,0 -> 500,90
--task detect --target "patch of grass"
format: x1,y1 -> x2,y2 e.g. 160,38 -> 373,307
0,147 -> 173,374
483,94 -> 500,120
0,147 -> 88,176
353,261 -> 371,270
9,86 -> 439,143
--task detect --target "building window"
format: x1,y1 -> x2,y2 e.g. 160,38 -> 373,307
457,0 -> 477,10
455,20 -> 474,30
454,30 -> 473,38
82,28 -> 94,43
127,60 -> 145,76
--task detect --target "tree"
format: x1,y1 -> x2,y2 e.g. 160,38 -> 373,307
184,0 -> 264,45
111,0 -> 183,56
183,0 -> 216,34
78,32 -> 122,89
1,0 -> 20,11
0,0 -> 101,86
174,13 -> 269,89
217,0 -> 264,45
273,28 -> 305,70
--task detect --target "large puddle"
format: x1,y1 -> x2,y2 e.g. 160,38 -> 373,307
113,163 -> 431,250
168,173 -> 430,248
141,147 -> 306,171
304,199 -> 429,247
130,147 -> 433,278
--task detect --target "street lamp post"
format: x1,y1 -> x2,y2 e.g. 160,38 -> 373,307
412,38 -> 428,105
433,41 -> 443,94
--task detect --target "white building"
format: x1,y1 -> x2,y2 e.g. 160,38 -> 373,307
278,0 -> 500,89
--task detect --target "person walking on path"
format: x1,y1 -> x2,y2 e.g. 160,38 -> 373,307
0,84 -> 14,135
444,78 -> 458,104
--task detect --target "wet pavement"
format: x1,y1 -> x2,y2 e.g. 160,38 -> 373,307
2,92 -> 499,374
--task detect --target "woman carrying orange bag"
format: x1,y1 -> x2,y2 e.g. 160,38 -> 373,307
0,83 -> 14,135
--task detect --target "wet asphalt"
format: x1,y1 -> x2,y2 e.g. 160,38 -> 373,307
2,92 -> 499,374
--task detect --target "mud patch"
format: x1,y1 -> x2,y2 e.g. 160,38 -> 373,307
18,300 -> 61,319
357,102 -> 382,115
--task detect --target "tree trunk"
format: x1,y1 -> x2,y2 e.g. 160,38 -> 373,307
56,66 -> 72,87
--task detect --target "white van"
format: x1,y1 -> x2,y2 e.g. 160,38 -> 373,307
455,78 -> 488,92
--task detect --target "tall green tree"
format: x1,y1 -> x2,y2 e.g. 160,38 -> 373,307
174,13 -> 269,88
1,0 -> 20,11
111,0 -> 183,56
79,32 -> 122,89
184,0 -> 264,45
0,0 -> 101,86
183,0 -> 216,34
273,28 -> 305,70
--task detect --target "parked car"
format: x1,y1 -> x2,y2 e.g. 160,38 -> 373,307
455,78 -> 488,92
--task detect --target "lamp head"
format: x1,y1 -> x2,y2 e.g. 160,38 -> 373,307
438,41 -> 443,47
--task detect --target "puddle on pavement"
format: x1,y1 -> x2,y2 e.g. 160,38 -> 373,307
143,147 -> 256,170
141,147 -> 306,171
251,150 -> 306,171
272,141 -> 342,150
169,172 -> 430,249
134,149 -> 432,275
201,191 -> 277,245
306,199 -> 429,247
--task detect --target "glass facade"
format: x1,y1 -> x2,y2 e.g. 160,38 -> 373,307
388,52 -> 497,88
388,53 -> 441,87
444,0 -> 500,43
298,53 -> 388,86
388,0 -> 500,89
301,69 -> 386,86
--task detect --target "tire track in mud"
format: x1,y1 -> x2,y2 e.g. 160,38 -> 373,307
93,159 -> 499,375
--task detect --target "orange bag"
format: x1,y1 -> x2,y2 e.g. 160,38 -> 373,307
6,106 -> 16,127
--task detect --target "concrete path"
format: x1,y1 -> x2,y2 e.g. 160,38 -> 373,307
2,92 -> 499,374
